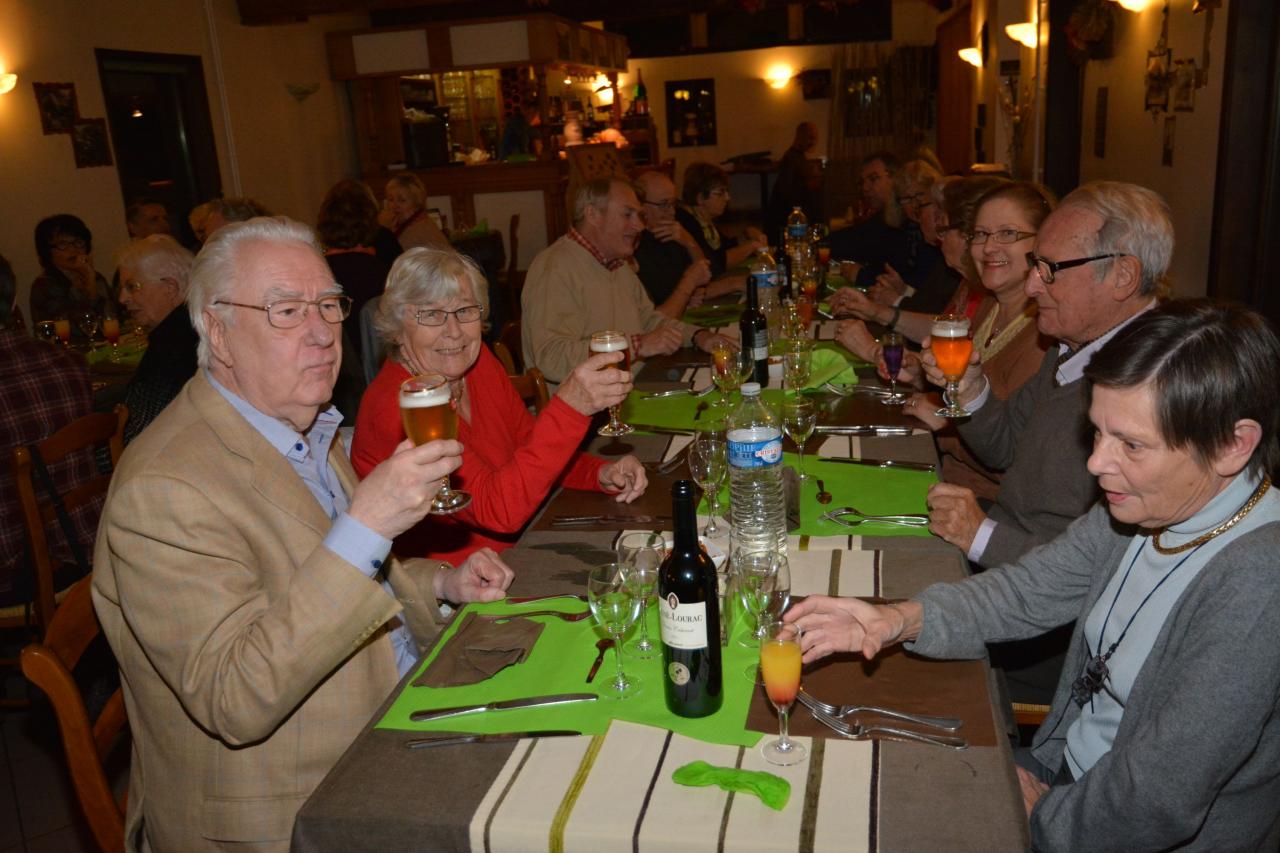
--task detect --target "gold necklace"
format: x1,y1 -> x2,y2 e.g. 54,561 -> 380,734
1151,474 -> 1271,555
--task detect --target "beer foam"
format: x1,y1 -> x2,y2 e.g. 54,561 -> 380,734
589,334 -> 628,353
930,318 -> 970,338
400,384 -> 451,407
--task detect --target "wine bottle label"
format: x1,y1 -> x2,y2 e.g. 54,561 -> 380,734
750,329 -> 768,362
727,426 -> 782,469
659,592 -> 708,650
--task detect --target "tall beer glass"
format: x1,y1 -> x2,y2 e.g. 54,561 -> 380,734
930,314 -> 973,418
400,373 -> 471,514
591,330 -> 633,437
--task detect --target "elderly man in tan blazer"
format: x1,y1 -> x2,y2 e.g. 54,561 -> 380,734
92,216 -> 514,851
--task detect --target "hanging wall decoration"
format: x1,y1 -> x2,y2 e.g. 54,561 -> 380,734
33,82 -> 78,135
1144,2 -> 1172,115
71,118 -> 113,168
1172,60 -> 1197,111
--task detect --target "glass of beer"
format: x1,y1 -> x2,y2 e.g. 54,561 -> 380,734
400,373 -> 471,514
591,330 -> 633,437
930,314 -> 973,418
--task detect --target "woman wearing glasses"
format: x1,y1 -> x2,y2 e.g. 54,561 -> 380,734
676,162 -> 767,277
351,248 -> 648,565
30,213 -> 115,343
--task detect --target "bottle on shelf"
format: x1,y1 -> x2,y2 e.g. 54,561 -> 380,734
740,258 -> 770,387
659,480 -> 723,718
633,68 -> 649,116
727,383 -> 788,556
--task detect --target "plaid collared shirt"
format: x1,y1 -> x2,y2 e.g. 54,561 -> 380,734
567,227 -> 627,271
0,329 -> 99,596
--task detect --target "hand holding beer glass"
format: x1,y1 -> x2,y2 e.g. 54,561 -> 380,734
930,314 -> 973,418
400,373 -> 472,514
591,330 -> 633,437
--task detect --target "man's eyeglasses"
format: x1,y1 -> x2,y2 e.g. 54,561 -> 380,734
643,200 -> 676,212
214,295 -> 352,329
122,277 -> 175,294
1026,252 -> 1127,285
414,305 -> 483,327
50,238 -> 88,252
970,228 -> 1037,245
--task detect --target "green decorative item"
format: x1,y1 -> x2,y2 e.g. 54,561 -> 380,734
671,760 -> 791,810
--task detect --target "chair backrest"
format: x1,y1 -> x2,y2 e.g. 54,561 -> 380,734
498,320 -> 523,375
507,366 -> 551,414
360,295 -> 386,386
9,404 -> 127,633
21,576 -> 126,853
503,213 -> 526,321
491,340 -> 518,376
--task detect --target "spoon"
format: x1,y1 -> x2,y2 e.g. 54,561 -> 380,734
585,638 -> 613,683
815,478 -> 833,505
693,400 -> 710,421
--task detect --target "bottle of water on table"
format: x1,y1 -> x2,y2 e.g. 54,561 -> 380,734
727,382 -> 787,557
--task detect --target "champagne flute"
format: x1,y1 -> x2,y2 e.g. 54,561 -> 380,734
783,340 -> 813,395
759,621 -> 807,766
880,331 -> 907,405
102,316 -> 122,362
930,314 -> 973,418
781,397 -> 817,480
687,432 -> 727,537
587,563 -> 643,699
591,330 -> 633,437
399,373 -> 472,514
710,341 -> 741,412
616,532 -> 664,660
36,320 -> 58,345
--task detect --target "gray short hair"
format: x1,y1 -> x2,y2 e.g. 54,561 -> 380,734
1057,181 -> 1173,296
374,247 -> 489,361
116,235 -> 195,299
573,176 -> 632,227
187,217 -> 324,368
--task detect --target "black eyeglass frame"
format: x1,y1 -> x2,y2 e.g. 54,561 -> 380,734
970,228 -> 1038,245
1026,252 -> 1128,284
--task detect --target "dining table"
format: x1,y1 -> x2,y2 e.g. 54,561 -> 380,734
291,322 -> 1028,852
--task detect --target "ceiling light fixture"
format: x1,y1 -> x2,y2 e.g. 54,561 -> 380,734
1115,0 -> 1151,11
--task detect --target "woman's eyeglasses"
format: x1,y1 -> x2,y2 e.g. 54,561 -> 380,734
969,229 -> 1037,245
414,305 -> 483,327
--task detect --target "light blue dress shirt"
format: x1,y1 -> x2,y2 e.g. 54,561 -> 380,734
208,372 -> 419,676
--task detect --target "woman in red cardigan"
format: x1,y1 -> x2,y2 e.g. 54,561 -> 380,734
352,248 -> 647,565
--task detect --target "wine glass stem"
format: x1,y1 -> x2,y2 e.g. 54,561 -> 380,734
636,602 -> 651,646
797,445 -> 805,478
946,380 -> 960,412
438,474 -> 452,497
608,405 -> 622,433
610,633 -> 628,687
777,703 -> 792,748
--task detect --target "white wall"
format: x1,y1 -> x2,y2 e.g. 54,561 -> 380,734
1078,0 -> 1226,298
0,0 -> 367,317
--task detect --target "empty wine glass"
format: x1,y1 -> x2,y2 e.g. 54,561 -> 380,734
36,320 -> 58,345
688,432 -> 728,537
616,532 -> 664,660
587,563 -> 643,699
760,621 -> 807,766
781,397 -> 817,480
783,340 -> 813,394
76,311 -> 100,343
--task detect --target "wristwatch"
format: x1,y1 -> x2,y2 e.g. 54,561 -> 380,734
886,306 -> 901,331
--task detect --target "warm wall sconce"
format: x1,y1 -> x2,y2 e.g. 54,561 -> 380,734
0,73 -> 16,95
958,48 -> 983,68
1005,23 -> 1038,48
1116,0 -> 1151,11
764,63 -> 794,89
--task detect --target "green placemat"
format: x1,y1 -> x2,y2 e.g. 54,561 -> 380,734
682,304 -> 743,328
85,338 -> 145,367
376,598 -> 765,747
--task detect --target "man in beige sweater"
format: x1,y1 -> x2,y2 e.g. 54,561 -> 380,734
522,176 -> 730,384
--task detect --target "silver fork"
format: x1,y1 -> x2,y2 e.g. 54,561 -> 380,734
641,385 -> 716,399
802,699 -> 968,749
823,382 -> 891,398
818,507 -> 930,527
799,688 -> 962,731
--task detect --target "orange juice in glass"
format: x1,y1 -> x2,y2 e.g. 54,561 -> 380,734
795,298 -> 814,328
53,318 -> 71,346
931,314 -> 973,418
759,623 -> 806,765
102,316 -> 121,361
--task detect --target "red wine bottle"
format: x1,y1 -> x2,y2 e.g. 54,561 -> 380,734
658,480 -> 723,718
740,262 -> 769,387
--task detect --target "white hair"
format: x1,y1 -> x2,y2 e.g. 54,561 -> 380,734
116,235 -> 194,300
1058,181 -> 1174,295
374,247 -> 489,361
187,216 -> 324,368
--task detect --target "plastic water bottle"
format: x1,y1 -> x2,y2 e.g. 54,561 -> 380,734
727,383 -> 788,556
752,246 -> 780,317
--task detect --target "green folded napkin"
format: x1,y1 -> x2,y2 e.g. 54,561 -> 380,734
683,303 -> 743,328
85,339 -> 145,367
672,760 -> 791,811
804,346 -> 858,388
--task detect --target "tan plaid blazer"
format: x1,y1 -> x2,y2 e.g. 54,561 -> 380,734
93,373 -> 444,851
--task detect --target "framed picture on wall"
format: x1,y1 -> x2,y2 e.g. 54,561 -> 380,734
71,118 -> 113,168
33,82 -> 78,135
1172,59 -> 1197,112
665,79 -> 716,148
1145,49 -> 1171,112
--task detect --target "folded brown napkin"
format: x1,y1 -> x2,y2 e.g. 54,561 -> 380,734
414,612 -> 546,688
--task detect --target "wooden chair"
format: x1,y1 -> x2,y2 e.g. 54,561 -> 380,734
507,366 -> 551,414
2,405 -> 127,707
491,340 -> 518,376
21,576 -> 127,853
498,213 -> 526,319
1012,702 -> 1050,727
498,320 -> 524,375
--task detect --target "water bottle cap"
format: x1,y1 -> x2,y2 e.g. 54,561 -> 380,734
741,382 -> 761,396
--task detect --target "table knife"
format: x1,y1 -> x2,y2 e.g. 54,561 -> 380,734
814,425 -> 913,436
404,730 -> 581,749
817,457 -> 936,473
410,692 -> 599,723
506,593 -> 589,604
627,424 -> 695,436
551,514 -> 670,526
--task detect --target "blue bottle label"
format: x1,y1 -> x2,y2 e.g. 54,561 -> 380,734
787,223 -> 807,240
727,427 -> 783,468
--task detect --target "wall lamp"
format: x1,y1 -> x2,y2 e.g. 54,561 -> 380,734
0,73 -> 17,95
958,48 -> 983,68
1005,22 -> 1038,48
1115,0 -> 1151,10
764,63 -> 794,89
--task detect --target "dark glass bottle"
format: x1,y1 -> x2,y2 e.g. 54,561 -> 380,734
658,480 -> 723,718
740,264 -> 769,387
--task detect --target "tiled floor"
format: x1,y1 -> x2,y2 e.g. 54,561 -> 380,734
2,660 -> 101,852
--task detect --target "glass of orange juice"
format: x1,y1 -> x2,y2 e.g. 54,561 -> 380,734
759,621 -> 806,765
102,316 -> 121,361
930,314 -> 973,418
53,318 -> 71,346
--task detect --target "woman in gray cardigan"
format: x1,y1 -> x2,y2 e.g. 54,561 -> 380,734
787,301 -> 1280,852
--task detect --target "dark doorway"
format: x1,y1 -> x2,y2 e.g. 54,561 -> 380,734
935,4 -> 974,173
96,49 -> 222,248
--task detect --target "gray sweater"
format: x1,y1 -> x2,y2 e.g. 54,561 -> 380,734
911,503 -> 1280,852
959,348 -> 1098,568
